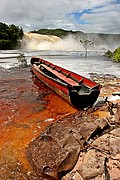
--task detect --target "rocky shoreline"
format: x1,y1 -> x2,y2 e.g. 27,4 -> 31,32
26,74 -> 120,180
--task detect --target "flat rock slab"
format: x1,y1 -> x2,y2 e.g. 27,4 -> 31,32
77,149 -> 106,179
26,109 -> 108,179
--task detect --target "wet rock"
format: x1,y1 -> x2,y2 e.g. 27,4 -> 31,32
113,106 -> 120,122
77,149 -> 106,179
45,110 -> 108,145
62,103 -> 120,180
93,96 -> 106,107
92,127 -> 120,180
17,53 -> 28,68
26,110 -> 109,179
26,107 -> 120,180
106,154 -> 120,180
62,152 -> 85,180
92,130 -> 120,156
26,134 -> 80,180
89,73 -> 117,80
109,128 -> 120,137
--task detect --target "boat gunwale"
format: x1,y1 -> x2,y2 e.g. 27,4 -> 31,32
33,64 -> 71,87
31,57 -> 101,108
32,64 -> 71,95
32,63 -> 100,96
31,57 -> 100,89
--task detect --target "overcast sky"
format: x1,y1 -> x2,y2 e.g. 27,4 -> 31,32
0,0 -> 120,34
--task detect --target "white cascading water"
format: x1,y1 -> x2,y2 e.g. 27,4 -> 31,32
22,32 -> 61,49
22,32 -> 83,50
22,32 -> 120,51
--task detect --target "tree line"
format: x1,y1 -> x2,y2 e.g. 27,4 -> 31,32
31,28 -> 83,38
0,22 -> 23,50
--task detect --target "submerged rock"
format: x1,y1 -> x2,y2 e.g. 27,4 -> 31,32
17,53 -> 28,68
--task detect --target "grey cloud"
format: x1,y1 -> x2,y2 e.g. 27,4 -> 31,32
0,0 -> 120,33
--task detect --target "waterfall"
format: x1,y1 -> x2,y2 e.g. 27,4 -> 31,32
21,32 -> 120,51
22,32 -> 62,50
21,32 -> 83,50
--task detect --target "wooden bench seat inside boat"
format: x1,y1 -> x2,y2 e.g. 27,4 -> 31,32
40,64 -> 79,86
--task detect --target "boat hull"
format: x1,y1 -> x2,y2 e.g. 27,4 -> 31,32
32,67 -> 71,104
31,57 -> 101,108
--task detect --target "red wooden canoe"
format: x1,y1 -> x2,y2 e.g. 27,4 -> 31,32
31,57 -> 101,108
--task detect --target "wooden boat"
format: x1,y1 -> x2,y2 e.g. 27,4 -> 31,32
31,57 -> 101,108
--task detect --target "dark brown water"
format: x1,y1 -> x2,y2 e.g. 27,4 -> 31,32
0,67 -> 77,179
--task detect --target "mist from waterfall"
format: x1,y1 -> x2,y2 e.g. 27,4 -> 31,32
22,32 -> 120,51
0,32 -> 120,77
22,32 -> 84,51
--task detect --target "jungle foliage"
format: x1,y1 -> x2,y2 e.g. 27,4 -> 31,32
31,28 -> 82,38
0,22 -> 23,50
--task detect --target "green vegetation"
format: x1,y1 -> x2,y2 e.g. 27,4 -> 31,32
0,22 -> 23,50
113,47 -> 120,62
0,22 -> 120,53
31,28 -> 82,38
31,29 -> 120,42
104,47 -> 120,62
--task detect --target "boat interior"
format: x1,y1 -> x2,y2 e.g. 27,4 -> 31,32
32,59 -> 100,95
